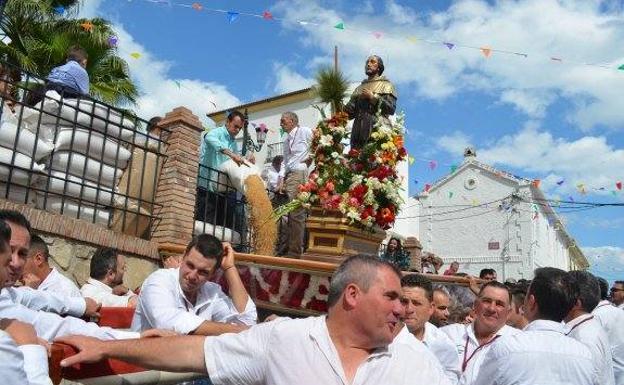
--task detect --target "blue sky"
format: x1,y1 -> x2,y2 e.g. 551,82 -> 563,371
82,0 -> 624,282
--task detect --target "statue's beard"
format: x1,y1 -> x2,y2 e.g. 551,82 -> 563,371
365,68 -> 379,77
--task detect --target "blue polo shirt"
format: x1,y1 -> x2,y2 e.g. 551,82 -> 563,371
198,126 -> 239,189
46,60 -> 89,95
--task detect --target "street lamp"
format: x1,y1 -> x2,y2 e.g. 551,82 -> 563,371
241,108 -> 268,155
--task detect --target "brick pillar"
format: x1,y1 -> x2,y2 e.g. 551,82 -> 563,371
151,107 -> 203,247
403,236 -> 423,271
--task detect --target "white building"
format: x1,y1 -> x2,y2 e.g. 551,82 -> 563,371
416,148 -> 588,280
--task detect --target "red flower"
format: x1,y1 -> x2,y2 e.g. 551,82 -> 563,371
348,149 -> 360,158
361,206 -> 375,220
376,207 -> 396,229
326,180 -> 335,192
350,184 -> 368,200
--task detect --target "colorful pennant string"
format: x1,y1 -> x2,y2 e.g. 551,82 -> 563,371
227,11 -> 240,23
334,22 -> 345,30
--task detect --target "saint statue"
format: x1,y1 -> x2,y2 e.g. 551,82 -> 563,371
345,55 -> 397,149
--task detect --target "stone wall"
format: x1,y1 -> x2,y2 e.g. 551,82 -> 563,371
41,233 -> 159,290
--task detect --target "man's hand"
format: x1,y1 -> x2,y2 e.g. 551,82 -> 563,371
221,242 -> 235,271
140,329 -> 178,338
84,298 -> 102,319
1,318 -> 39,345
55,335 -> 107,367
22,273 -> 41,289
230,153 -> 245,166
263,314 -> 280,322
112,285 -> 129,296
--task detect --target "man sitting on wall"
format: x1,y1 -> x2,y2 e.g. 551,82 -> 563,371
131,233 -> 256,335
80,247 -> 138,307
21,234 -> 82,298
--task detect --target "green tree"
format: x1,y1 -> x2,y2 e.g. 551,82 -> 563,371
0,0 -> 137,106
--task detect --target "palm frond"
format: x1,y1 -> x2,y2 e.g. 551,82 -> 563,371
314,66 -> 349,114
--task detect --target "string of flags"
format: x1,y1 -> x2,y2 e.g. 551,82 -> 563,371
114,0 -> 624,73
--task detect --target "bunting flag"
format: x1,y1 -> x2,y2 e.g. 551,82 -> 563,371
130,52 -> 142,59
406,36 -> 418,43
568,196 -> 575,202
107,35 -> 118,47
450,165 -> 458,173
127,0 -> 623,73
532,179 -> 541,188
408,156 -> 415,165
448,191 -> 454,198
613,191 -> 618,196
556,179 -> 565,186
174,80 -> 181,89
53,6 -> 65,14
424,184 -> 431,192
577,183 -> 587,195
471,199 -> 478,206
617,181 -> 622,190
428,160 -> 437,170
80,21 -> 94,32
227,11 -> 239,23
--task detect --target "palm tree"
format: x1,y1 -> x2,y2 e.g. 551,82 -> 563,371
314,66 -> 349,115
0,0 -> 137,106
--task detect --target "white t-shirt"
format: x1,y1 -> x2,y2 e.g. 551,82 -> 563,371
473,320 -> 596,385
0,330 -> 52,385
204,316 -> 451,385
131,268 -> 257,334
592,300 -> 624,384
38,267 -> 82,298
423,322 -> 461,384
565,313 -> 615,385
80,278 -> 134,307
441,322 -> 519,385
0,289 -> 138,342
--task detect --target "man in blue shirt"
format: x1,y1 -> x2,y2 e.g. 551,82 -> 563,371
196,111 -> 246,231
46,45 -> 90,97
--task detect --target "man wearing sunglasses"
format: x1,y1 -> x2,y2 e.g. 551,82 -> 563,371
610,281 -> 624,309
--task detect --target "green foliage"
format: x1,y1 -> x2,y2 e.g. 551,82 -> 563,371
313,66 -> 349,114
0,0 -> 138,106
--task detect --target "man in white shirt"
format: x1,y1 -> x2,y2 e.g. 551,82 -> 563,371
610,281 -> 624,309
565,271 -> 615,385
0,217 -> 52,385
59,255 -> 451,385
593,277 -> 624,384
400,274 -> 460,384
279,111 -> 312,257
0,210 -> 99,319
21,234 -> 81,297
441,281 -> 519,385
474,267 -> 596,385
131,234 -> 256,335
80,247 -> 138,307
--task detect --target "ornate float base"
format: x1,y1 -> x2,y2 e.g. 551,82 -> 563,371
303,208 -> 386,264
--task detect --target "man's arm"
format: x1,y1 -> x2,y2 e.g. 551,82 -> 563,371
7,286 -> 100,318
191,320 -> 247,336
221,243 -> 250,313
57,335 -> 207,374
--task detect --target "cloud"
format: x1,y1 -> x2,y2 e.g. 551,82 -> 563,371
75,0 -> 105,18
272,0 -> 624,129
436,121 -> 624,197
113,25 -> 241,126
584,246 -> 624,281
272,63 -> 315,94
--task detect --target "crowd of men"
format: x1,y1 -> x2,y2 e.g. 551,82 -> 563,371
0,207 -> 623,385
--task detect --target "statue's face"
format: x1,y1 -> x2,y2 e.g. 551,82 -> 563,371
365,56 -> 380,76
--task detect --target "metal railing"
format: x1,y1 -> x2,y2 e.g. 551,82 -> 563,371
194,164 -> 251,252
0,60 -> 167,238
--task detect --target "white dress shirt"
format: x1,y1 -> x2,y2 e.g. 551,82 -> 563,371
80,278 -> 134,307
0,330 -> 52,385
283,126 -> 312,173
473,320 -> 596,385
5,286 -> 85,317
262,166 -> 284,192
592,300 -> 624,384
131,268 -> 257,334
423,322 -> 461,384
0,289 -> 139,341
619,303 -> 624,309
565,313 -> 615,385
441,322 -> 520,385
204,315 -> 452,385
38,267 -> 82,298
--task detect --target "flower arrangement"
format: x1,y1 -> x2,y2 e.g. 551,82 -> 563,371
276,108 -> 407,230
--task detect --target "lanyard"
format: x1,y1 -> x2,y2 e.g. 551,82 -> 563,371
565,315 -> 594,336
287,126 -> 301,153
461,334 -> 500,372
